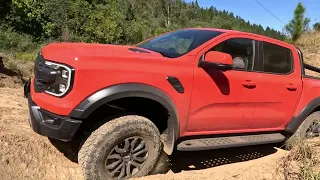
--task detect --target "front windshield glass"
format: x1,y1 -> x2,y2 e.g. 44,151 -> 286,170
136,29 -> 223,58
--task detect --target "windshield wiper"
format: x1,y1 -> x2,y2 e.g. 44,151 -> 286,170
156,51 -> 174,58
135,46 -> 174,58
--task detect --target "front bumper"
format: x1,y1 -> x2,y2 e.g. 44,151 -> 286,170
24,79 -> 82,141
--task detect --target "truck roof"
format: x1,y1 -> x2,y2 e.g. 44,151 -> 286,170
184,27 -> 292,48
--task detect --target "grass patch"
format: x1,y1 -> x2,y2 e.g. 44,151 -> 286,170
280,137 -> 320,180
0,26 -> 38,53
0,53 -> 34,82
0,26 -> 44,82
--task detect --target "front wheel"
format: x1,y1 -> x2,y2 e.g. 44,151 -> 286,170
78,115 -> 163,180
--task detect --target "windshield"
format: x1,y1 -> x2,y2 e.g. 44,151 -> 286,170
136,29 -> 223,58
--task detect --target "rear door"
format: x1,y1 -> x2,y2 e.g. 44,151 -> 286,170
249,40 -> 303,129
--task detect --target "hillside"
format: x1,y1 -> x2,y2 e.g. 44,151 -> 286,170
0,0 -> 285,48
296,32 -> 320,77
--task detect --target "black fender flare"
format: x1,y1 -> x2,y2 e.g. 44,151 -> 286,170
285,97 -> 320,136
69,83 -> 179,155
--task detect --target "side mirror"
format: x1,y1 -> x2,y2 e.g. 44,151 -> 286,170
199,51 -> 233,70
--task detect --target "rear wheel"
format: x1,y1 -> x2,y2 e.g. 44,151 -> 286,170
78,115 -> 163,180
284,111 -> 320,149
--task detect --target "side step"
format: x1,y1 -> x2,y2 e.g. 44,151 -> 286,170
177,133 -> 285,151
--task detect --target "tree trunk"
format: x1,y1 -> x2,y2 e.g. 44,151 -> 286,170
167,5 -> 170,26
0,57 -> 4,70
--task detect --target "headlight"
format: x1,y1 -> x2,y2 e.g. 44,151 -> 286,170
43,61 -> 73,97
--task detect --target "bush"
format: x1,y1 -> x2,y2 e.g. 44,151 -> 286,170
0,26 -> 36,52
0,26 -> 44,63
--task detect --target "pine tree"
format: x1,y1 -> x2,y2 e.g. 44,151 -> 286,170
285,2 -> 310,41
313,22 -> 320,32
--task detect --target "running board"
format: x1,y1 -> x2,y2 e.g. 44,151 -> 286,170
177,133 -> 285,151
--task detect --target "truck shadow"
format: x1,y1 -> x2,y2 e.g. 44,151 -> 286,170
169,143 -> 280,173
203,68 -> 230,95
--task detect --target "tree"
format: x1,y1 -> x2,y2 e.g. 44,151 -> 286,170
2,0 -> 288,44
313,22 -> 320,32
0,1 -> 11,22
9,0 -> 48,39
285,2 -> 310,41
43,0 -> 69,40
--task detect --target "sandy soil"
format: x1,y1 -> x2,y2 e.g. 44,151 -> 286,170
0,75 -> 290,180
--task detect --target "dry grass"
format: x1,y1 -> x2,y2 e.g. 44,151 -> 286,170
295,32 -> 320,77
0,52 -> 34,82
281,138 -> 320,180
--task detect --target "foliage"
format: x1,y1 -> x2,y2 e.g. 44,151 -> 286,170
285,2 -> 310,41
0,0 -> 287,48
0,26 -> 36,52
313,23 -> 320,32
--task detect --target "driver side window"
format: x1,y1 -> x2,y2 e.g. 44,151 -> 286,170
209,38 -> 258,71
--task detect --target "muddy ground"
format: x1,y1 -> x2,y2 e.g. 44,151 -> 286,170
0,75 -> 290,180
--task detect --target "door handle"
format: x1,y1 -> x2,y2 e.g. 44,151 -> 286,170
286,84 -> 297,91
242,80 -> 256,88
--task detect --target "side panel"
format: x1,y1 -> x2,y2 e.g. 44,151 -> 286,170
250,72 -> 302,129
31,53 -> 195,138
285,77 -> 320,134
285,78 -> 320,136
293,77 -> 320,117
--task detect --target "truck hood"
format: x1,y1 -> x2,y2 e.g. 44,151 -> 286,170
41,42 -> 164,66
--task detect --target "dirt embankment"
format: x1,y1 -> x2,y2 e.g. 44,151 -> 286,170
0,87 -> 82,180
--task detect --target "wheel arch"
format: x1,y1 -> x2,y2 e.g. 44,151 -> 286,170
284,97 -> 320,136
69,83 -> 179,155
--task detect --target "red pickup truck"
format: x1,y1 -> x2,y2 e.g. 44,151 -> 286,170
24,28 -> 320,179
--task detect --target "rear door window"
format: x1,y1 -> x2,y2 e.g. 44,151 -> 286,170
261,41 -> 293,74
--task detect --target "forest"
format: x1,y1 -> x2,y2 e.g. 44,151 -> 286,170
0,0 -> 287,47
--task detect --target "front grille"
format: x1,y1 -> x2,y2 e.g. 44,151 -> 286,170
34,53 -> 46,92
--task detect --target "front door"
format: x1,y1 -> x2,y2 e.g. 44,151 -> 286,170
187,37 -> 260,133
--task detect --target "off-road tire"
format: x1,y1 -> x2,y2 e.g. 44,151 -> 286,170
78,115 -> 162,180
284,111 -> 320,149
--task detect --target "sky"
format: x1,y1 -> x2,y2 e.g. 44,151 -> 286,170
185,0 -> 319,32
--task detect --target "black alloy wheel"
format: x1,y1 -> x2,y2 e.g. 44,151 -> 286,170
105,136 -> 149,179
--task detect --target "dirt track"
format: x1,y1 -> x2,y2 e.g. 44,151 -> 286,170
0,79 -> 290,180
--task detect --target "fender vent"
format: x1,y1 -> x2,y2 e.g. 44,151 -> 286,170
166,76 -> 184,93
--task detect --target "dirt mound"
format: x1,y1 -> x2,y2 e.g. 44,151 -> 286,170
0,52 -> 33,89
0,54 -> 27,88
0,73 -> 23,88
0,88 -> 82,180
